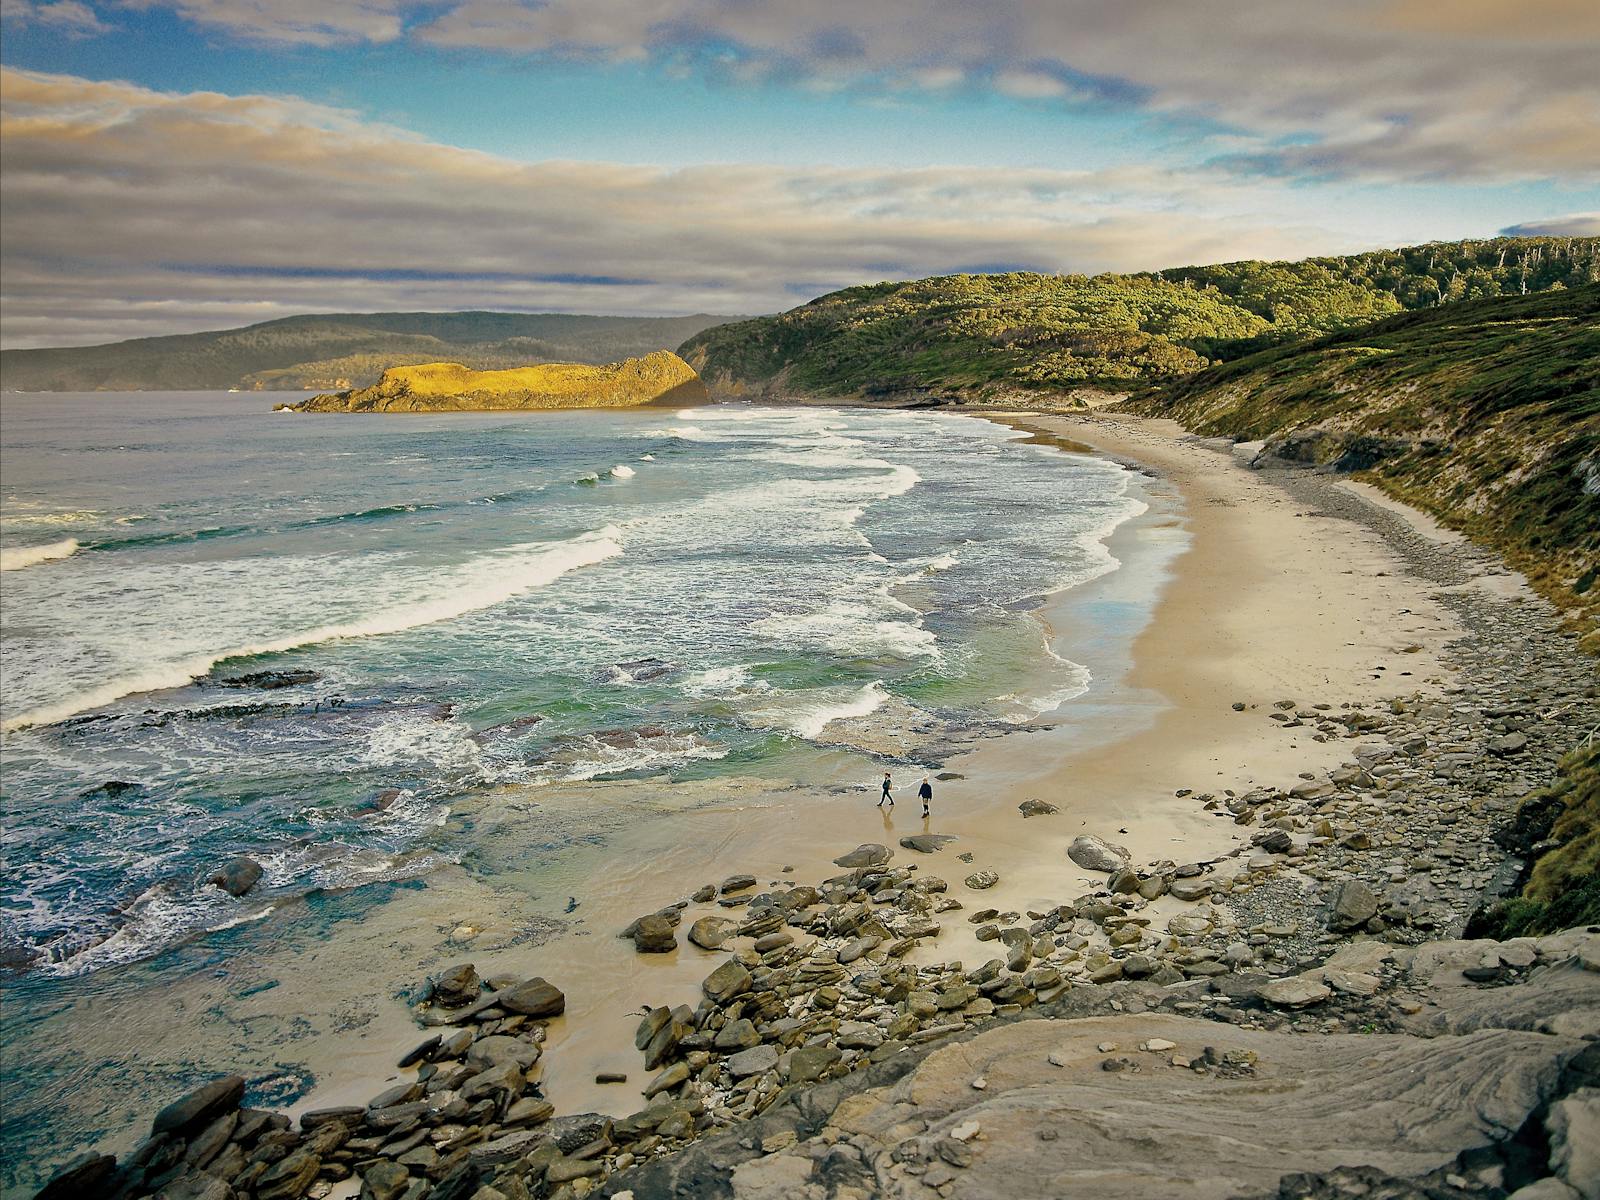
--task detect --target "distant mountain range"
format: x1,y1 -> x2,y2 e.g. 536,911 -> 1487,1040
678,237 -> 1599,403
0,312 -> 741,392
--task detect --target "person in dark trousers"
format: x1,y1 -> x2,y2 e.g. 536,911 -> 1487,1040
878,771 -> 893,807
918,776 -> 933,818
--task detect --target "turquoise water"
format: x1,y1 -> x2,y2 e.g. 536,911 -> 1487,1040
0,395 -> 1143,1187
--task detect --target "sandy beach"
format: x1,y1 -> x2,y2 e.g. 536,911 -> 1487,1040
278,409 -> 1476,1128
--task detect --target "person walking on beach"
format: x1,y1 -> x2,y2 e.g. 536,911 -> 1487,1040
878,771 -> 893,807
918,776 -> 933,819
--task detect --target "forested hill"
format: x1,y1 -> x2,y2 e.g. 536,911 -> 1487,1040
0,312 -> 739,392
678,237 -> 1599,403
1127,284 -> 1600,638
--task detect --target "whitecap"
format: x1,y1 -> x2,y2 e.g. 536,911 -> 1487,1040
0,539 -> 80,571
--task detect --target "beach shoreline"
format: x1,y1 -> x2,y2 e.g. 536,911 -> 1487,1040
16,405 -> 1594,1200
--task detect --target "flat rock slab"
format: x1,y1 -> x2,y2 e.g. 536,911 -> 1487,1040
611,992 -> 1597,1200
901,834 -> 959,854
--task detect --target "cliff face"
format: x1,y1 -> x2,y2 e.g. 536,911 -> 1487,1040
290,350 -> 709,412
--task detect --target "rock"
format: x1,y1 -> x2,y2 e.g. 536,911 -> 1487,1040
714,1017 -> 761,1051
721,874 -> 757,894
1019,800 -> 1058,817
1168,877 -> 1213,902
1067,835 -> 1130,873
361,1161 -> 412,1200
34,1153 -> 117,1200
688,915 -> 735,950
1546,1088 -> 1600,1198
1323,969 -> 1382,997
901,834 -> 958,853
727,1044 -> 779,1078
466,1034 -> 541,1071
834,843 -> 892,869
1488,732 -> 1529,756
1108,869 -> 1142,895
784,1045 -> 841,1084
207,856 -> 264,897
499,977 -> 565,1017
1252,829 -> 1293,855
256,1150 -> 321,1200
964,870 -> 1000,890
1260,976 -> 1332,1008
1327,879 -> 1380,932
627,914 -> 678,953
151,1075 -> 244,1137
429,963 -> 482,1009
703,959 -> 753,1003
218,668 -> 320,689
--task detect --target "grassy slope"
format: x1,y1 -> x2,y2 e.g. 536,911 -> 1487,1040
1122,285 -> 1600,635
679,237 -> 1599,401
0,312 -> 737,392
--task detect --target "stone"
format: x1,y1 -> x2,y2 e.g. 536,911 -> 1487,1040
721,874 -> 757,894
1327,880 -> 1380,932
1322,969 -> 1382,997
466,1034 -> 541,1071
207,856 -> 263,897
834,843 -> 892,869
1260,976 -> 1332,1008
964,870 -> 1000,890
727,1044 -> 779,1078
627,914 -> 678,953
714,1018 -> 760,1051
1019,799 -> 1058,817
1108,869 -> 1142,894
703,959 -> 753,1003
1168,877 -> 1213,902
430,963 -> 482,1008
256,1150 -> 321,1200
34,1154 -> 117,1200
152,1076 -> 245,1137
362,1161 -> 413,1200
1488,732 -> 1529,756
1546,1088 -> 1600,1199
901,834 -> 958,853
644,1062 -> 690,1098
784,1045 -> 841,1084
1068,835 -> 1131,873
688,916 -> 735,950
499,977 -> 565,1018
1253,829 -> 1294,855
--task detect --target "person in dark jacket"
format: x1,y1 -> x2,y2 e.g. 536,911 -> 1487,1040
878,771 -> 893,807
918,776 -> 933,818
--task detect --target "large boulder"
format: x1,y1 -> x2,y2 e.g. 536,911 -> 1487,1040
429,963 -> 481,1008
207,856 -> 263,897
834,843 -> 892,869
1068,835 -> 1130,873
688,916 -> 736,950
1326,879 -> 1380,932
499,977 -> 566,1018
152,1075 -> 245,1137
626,914 -> 679,953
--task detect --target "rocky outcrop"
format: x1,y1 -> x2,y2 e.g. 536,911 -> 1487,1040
291,351 -> 708,413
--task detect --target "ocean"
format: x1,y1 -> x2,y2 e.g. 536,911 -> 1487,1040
0,393 -> 1148,1191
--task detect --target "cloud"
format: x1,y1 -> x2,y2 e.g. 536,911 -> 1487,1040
0,68 -> 1398,349
117,0 -> 403,44
369,0 -> 1600,181
1500,212 -> 1600,237
1,0 -> 113,34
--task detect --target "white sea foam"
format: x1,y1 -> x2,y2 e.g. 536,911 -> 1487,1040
3,527 -> 624,731
0,539 -> 80,571
747,681 -> 888,739
639,454 -> 656,461
610,464 -> 636,479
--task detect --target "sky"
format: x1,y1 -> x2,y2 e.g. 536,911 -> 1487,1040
1,0 -> 1597,348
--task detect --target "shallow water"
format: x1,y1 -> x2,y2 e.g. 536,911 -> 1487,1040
0,394 -> 1146,1190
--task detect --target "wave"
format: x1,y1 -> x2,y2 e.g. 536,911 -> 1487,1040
3,527 -> 624,732
299,502 -> 441,529
0,509 -> 100,527
747,681 -> 888,740
610,464 -> 636,479
0,539 -> 80,571
753,599 -> 939,662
